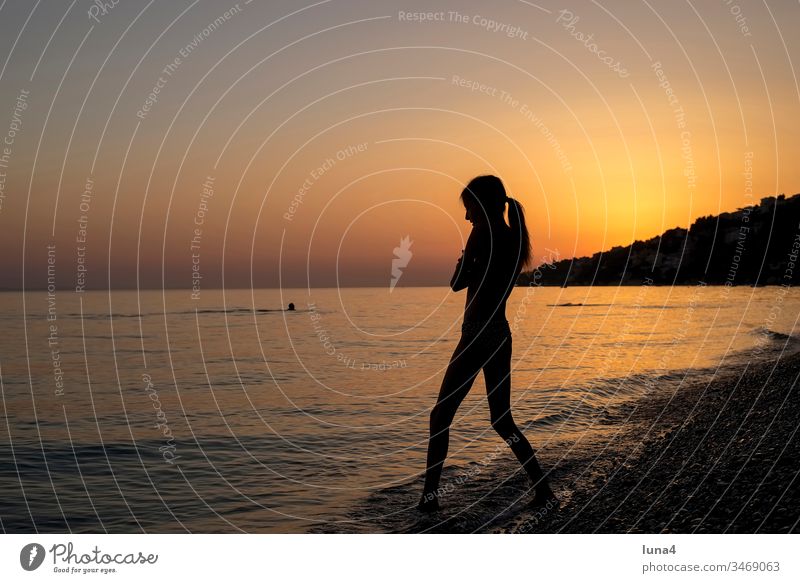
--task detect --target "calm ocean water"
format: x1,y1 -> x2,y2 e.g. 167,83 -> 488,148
1,285 -> 798,532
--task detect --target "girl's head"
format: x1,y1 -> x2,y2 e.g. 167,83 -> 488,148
460,175 -> 532,269
460,175 -> 506,225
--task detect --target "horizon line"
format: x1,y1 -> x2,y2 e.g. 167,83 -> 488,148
2,282 -> 788,293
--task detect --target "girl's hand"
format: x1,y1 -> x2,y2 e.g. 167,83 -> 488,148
450,250 -> 469,291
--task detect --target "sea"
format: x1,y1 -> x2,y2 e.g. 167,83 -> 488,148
1,285 -> 799,533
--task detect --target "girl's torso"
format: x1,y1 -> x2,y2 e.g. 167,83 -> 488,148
463,224 -> 521,324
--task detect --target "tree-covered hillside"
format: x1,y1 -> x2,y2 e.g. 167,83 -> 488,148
520,194 -> 800,286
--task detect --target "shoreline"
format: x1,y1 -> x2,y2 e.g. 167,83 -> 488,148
500,345 -> 800,533
319,343 -> 800,533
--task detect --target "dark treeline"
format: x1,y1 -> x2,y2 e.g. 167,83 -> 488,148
520,193 -> 800,286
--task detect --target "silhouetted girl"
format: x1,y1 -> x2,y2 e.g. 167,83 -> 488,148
419,175 -> 557,512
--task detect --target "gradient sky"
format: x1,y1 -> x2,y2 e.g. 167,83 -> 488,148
0,0 -> 798,289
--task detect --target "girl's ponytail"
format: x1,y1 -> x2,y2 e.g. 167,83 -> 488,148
506,197 -> 532,269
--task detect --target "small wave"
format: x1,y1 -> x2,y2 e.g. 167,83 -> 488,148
547,302 -> 607,307
62,308 -> 307,320
718,327 -> 800,367
527,412 -> 571,428
750,326 -> 794,342
192,308 -> 286,315
546,302 -> 681,310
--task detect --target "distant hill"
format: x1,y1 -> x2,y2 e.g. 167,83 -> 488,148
520,193 -> 800,286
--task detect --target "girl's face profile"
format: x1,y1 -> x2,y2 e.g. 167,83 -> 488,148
463,200 -> 483,226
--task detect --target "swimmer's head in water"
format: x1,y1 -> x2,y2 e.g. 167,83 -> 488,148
460,175 -> 532,269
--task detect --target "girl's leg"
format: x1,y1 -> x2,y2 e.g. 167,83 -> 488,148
482,335 -> 554,499
421,336 -> 482,506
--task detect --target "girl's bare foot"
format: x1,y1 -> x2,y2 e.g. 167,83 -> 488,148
417,493 -> 440,513
530,486 -> 560,509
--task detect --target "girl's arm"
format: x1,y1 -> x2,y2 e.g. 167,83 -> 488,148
449,251 -> 468,291
450,228 -> 487,291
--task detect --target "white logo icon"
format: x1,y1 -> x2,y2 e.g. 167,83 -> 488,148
390,236 -> 413,292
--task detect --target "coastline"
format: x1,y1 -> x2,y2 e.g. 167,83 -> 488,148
320,342 -> 800,533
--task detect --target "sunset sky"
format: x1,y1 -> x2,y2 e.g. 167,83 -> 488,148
0,0 -> 798,289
